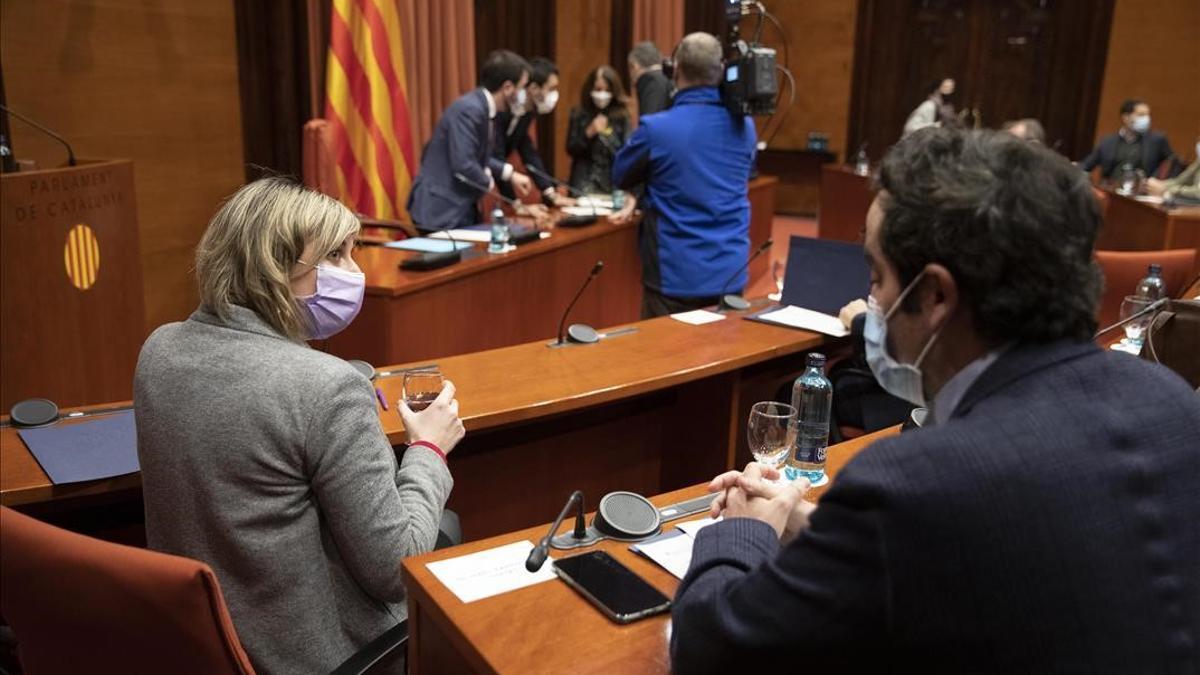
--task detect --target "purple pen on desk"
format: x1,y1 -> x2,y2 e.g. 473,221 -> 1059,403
375,387 -> 389,411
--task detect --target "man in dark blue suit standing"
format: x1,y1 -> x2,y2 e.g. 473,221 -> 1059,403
671,128 -> 1200,674
407,50 -> 535,230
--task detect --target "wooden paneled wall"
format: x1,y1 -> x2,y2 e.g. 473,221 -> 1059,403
1093,0 -> 1200,156
1,0 -> 246,333
552,0 -> 614,182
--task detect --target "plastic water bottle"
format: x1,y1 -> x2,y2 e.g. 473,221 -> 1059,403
1135,264 -> 1166,301
612,189 -> 625,211
1118,163 -> 1136,195
853,148 -> 870,176
488,207 -> 510,254
785,353 -> 832,485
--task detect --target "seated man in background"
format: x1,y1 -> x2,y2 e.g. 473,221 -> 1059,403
407,49 -> 535,230
1001,117 -> 1045,144
671,128 -> 1200,674
1079,99 -> 1175,179
627,41 -> 673,116
612,32 -> 756,318
1147,134 -> 1200,203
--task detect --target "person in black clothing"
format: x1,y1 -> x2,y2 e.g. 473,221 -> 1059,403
628,41 -> 673,117
1079,99 -> 1176,179
566,65 -> 630,195
491,57 -> 572,210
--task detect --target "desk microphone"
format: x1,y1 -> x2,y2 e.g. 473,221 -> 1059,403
718,239 -> 773,311
1094,297 -> 1168,338
0,104 -> 76,167
524,165 -> 598,226
554,261 -> 604,345
526,490 -> 591,572
453,172 -> 541,245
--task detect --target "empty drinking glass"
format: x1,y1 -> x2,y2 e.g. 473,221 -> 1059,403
747,401 -> 797,471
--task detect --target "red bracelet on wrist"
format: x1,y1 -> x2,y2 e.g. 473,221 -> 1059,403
409,440 -> 447,464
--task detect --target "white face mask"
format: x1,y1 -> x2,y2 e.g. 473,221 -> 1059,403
510,87 -> 527,114
591,90 -> 612,109
1130,115 -> 1150,134
536,89 -> 559,114
863,272 -> 944,407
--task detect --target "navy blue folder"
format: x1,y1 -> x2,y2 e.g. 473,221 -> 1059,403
780,236 -> 871,315
18,411 -> 139,485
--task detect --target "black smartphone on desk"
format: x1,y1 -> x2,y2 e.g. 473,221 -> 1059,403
553,550 -> 671,624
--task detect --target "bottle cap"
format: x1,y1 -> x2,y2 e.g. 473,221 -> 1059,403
1148,264 -> 1162,274
806,352 -> 826,369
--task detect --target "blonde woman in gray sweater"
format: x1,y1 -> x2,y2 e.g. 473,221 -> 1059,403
134,177 -> 463,673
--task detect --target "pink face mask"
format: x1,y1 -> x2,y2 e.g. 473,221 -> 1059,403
296,264 -> 365,339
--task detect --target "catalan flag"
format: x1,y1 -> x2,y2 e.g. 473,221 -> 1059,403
324,0 -> 416,220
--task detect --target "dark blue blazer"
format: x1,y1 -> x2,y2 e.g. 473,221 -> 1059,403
407,89 -> 506,229
672,340 -> 1200,674
1079,130 -> 1176,179
492,110 -> 553,200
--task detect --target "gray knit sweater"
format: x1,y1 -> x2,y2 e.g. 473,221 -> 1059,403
134,305 -> 452,674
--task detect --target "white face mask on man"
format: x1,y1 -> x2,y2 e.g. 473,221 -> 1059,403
863,272 -> 944,407
536,89 -> 559,114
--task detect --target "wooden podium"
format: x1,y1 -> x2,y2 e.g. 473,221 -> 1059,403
1,160 -> 145,410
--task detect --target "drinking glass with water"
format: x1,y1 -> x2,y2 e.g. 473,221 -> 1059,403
403,368 -> 444,411
747,402 -> 796,472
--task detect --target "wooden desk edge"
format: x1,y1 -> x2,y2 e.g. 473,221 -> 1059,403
400,426 -> 900,673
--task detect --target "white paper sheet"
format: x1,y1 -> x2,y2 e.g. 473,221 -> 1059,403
561,205 -> 614,217
670,309 -> 727,325
755,305 -> 849,337
631,516 -> 724,580
425,540 -> 557,603
427,229 -> 551,243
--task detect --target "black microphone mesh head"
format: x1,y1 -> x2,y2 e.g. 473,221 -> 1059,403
595,492 -> 660,540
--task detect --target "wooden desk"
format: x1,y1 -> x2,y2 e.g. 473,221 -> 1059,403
756,149 -> 836,216
323,219 -> 644,367
401,426 -> 898,675
3,311 -> 836,539
1097,190 -> 1200,274
817,164 -> 873,243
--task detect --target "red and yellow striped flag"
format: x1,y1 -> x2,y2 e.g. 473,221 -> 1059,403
324,0 -> 416,220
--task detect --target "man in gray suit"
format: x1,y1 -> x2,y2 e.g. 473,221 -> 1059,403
407,50 -> 536,230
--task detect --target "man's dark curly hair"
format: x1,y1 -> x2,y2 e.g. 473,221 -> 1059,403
876,127 -> 1102,344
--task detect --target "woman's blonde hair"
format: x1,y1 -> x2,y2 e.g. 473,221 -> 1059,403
195,177 -> 360,341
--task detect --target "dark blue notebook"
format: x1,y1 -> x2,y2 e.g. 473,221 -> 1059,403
18,411 -> 139,484
780,236 -> 871,315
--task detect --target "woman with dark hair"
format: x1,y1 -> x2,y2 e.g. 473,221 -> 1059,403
566,65 -> 630,194
902,77 -> 959,137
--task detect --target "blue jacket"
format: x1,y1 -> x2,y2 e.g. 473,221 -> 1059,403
671,340 -> 1200,674
612,87 -> 756,298
407,89 -> 507,229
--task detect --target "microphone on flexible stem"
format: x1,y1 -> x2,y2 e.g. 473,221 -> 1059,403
526,490 -> 589,572
718,239 -> 773,311
0,104 -> 77,167
553,261 -> 605,345
1093,297 -> 1168,338
524,165 -> 598,225
453,171 -> 541,245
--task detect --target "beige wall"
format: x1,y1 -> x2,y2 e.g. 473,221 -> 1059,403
1094,0 -> 1200,155
2,0 -> 246,332
754,0 -> 859,156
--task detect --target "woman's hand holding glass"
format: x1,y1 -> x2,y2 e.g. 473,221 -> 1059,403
398,380 -> 465,455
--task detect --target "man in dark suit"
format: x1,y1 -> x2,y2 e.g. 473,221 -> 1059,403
407,50 -> 535,230
671,128 -> 1200,674
1079,98 -> 1176,179
628,41 -> 673,117
492,57 -> 570,209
